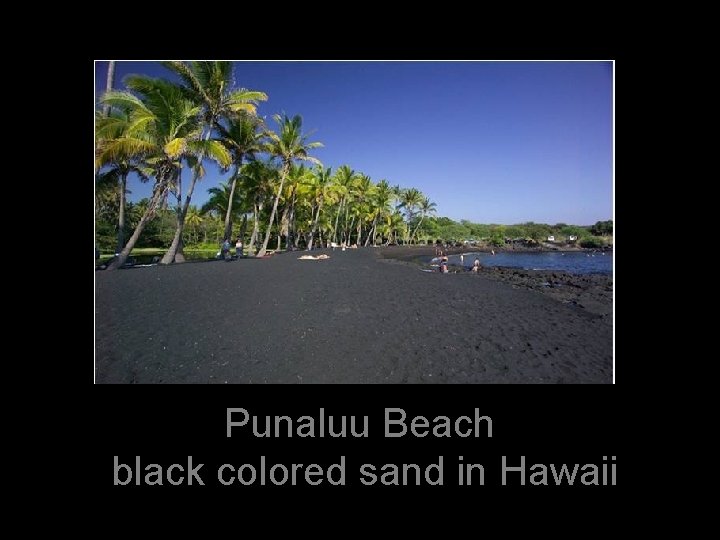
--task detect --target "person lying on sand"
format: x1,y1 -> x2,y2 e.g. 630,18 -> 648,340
298,254 -> 330,260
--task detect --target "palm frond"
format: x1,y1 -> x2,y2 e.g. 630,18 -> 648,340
227,103 -> 257,115
301,156 -> 323,166
227,89 -> 268,104
162,61 -> 212,104
96,137 -> 156,168
100,90 -> 150,114
164,137 -> 187,159
187,139 -> 232,168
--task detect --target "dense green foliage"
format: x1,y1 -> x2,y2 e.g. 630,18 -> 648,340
419,219 -> 612,247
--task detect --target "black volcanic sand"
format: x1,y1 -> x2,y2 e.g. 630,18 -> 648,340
95,247 -> 612,383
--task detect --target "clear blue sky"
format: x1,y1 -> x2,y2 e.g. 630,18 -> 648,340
95,61 -> 612,225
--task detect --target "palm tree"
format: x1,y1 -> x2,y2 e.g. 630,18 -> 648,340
379,211 -> 406,246
95,161 -> 150,253
98,78 -> 229,270
96,107 -> 152,254
240,160 -> 277,254
217,115 -> 265,241
351,174 -> 372,245
161,61 -> 267,139
365,179 -> 392,246
161,136 -> 231,265
201,181 -> 243,222
398,188 -> 423,244
185,206 -> 203,244
278,164 -> 313,250
306,165 -> 332,250
256,114 -> 322,258
411,196 -> 437,244
331,165 -> 356,244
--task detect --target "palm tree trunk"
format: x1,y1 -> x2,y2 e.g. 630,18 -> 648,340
239,215 -> 248,244
257,162 -> 289,257
249,202 -> 261,253
275,210 -> 282,252
279,204 -> 289,251
343,204 -> 350,244
411,215 -> 425,245
308,200 -> 323,250
346,215 -> 356,245
116,172 -> 127,254
365,214 -> 378,247
290,191 -> 298,249
223,162 -> 241,242
160,172 -> 200,264
281,187 -> 298,250
332,198 -> 344,243
108,174 -> 170,270
102,61 -> 115,117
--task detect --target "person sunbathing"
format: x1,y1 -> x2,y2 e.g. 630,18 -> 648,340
298,254 -> 330,260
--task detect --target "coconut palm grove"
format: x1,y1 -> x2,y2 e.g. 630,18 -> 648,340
95,61 -> 449,268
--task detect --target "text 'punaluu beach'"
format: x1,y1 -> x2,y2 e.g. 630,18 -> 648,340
226,408 -> 493,438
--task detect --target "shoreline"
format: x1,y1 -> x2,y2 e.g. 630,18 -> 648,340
375,245 -> 612,318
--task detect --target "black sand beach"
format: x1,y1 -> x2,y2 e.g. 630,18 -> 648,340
95,247 -> 612,383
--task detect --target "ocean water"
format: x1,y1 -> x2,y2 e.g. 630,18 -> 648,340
441,251 -> 613,275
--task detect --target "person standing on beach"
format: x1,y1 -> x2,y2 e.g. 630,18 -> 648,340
221,238 -> 231,261
235,237 -> 243,258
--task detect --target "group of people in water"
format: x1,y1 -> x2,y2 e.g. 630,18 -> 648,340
436,252 -> 482,273
434,245 -> 494,274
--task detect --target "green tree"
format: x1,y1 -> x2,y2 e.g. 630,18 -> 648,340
256,114 -> 322,258
161,137 -> 231,265
305,165 -> 333,250
590,220 -> 613,236
365,179 -> 392,246
161,61 -> 267,139
217,115 -> 266,242
411,197 -> 437,243
98,78 -> 228,269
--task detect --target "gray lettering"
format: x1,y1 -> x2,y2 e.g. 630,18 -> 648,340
327,456 -> 346,485
502,455 -> 525,485
217,464 -> 234,485
167,464 -> 184,485
113,456 -> 132,485
359,464 -> 376,485
305,464 -> 323,485
385,408 -> 407,437
226,408 -> 249,437
411,416 -> 429,437
187,456 -> 205,485
475,409 -> 492,437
